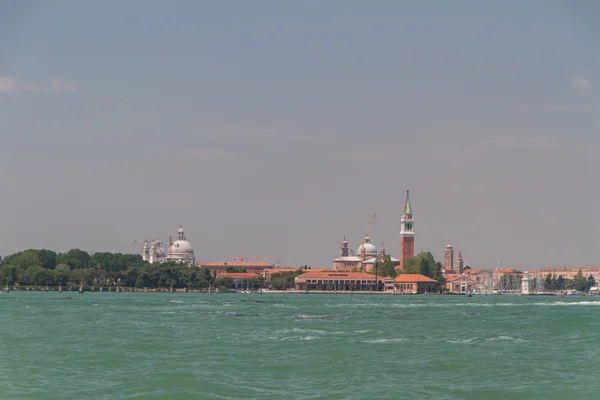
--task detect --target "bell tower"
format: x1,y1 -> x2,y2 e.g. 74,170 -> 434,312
399,190 -> 415,270
340,236 -> 349,257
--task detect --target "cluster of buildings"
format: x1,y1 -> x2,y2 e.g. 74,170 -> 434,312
136,191 -> 444,293
135,193 -> 598,295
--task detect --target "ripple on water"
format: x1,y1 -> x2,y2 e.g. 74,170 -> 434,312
1,292 -> 600,399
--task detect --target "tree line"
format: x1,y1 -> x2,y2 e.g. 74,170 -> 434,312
0,248 -> 219,290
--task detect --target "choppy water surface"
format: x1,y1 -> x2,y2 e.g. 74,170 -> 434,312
1,292 -> 599,399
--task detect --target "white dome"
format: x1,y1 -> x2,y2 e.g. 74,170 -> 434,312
357,235 -> 377,256
168,240 -> 194,255
167,241 -> 195,264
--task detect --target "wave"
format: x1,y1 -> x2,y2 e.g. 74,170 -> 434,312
362,338 -> 407,343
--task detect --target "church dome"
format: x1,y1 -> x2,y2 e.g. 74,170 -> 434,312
166,225 -> 195,264
357,235 -> 377,256
168,240 -> 194,255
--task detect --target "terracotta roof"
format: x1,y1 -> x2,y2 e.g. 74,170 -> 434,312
263,267 -> 302,273
216,272 -> 261,279
264,268 -> 326,274
496,268 -> 520,274
394,274 -> 438,283
539,266 -> 600,271
464,268 -> 485,274
295,271 -> 385,281
444,274 -> 476,282
198,261 -> 273,267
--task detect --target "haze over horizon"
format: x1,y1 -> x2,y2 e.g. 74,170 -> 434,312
1,1 -> 599,271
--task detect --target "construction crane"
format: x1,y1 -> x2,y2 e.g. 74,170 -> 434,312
366,214 -> 377,236
357,214 -> 377,245
352,214 -> 377,254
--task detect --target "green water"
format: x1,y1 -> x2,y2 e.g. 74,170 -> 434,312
1,292 -> 599,399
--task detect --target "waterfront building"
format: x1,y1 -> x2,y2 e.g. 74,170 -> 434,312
527,266 -> 600,283
197,260 -> 274,278
443,274 -> 477,294
463,268 -> 494,292
393,274 -> 437,294
215,272 -> 263,289
166,225 -> 196,265
262,266 -> 326,283
294,271 -> 392,292
399,190 -> 415,270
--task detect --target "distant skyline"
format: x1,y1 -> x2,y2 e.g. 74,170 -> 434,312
1,1 -> 599,270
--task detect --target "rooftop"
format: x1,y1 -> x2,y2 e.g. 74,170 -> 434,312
394,274 -> 438,283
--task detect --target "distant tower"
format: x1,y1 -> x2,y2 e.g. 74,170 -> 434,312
522,271 -> 531,295
340,236 -> 349,257
142,239 -> 150,262
178,225 -> 186,240
380,242 -> 386,258
444,245 -> 454,271
399,190 -> 415,270
457,250 -> 464,274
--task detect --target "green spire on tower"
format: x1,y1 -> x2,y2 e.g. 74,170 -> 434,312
403,190 -> 412,215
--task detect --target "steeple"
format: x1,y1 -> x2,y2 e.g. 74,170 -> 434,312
399,189 -> 415,270
403,190 -> 412,216
340,236 -> 349,257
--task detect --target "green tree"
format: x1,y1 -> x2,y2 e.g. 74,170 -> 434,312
55,264 -> 71,283
37,249 -> 57,269
570,270 -> 587,292
58,249 -> 92,269
4,250 -> 42,270
588,275 -> 596,291
376,254 -> 396,278
401,252 -> 441,280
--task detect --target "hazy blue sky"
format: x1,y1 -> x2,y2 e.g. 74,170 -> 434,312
1,1 -> 598,270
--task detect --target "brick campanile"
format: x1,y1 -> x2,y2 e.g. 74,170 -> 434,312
399,190 -> 415,270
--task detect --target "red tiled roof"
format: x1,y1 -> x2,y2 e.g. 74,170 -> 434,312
394,274 -> 438,283
216,272 -> 261,279
295,271 -> 384,281
496,268 -> 520,274
444,274 -> 476,282
539,266 -> 600,271
198,261 -> 273,267
264,268 -> 326,273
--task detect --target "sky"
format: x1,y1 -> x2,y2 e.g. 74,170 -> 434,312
1,0 -> 599,271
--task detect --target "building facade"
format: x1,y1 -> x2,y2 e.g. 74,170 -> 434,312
197,260 -> 274,278
394,274 -> 438,294
294,271 -> 390,292
444,274 -> 477,294
332,236 -> 400,271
